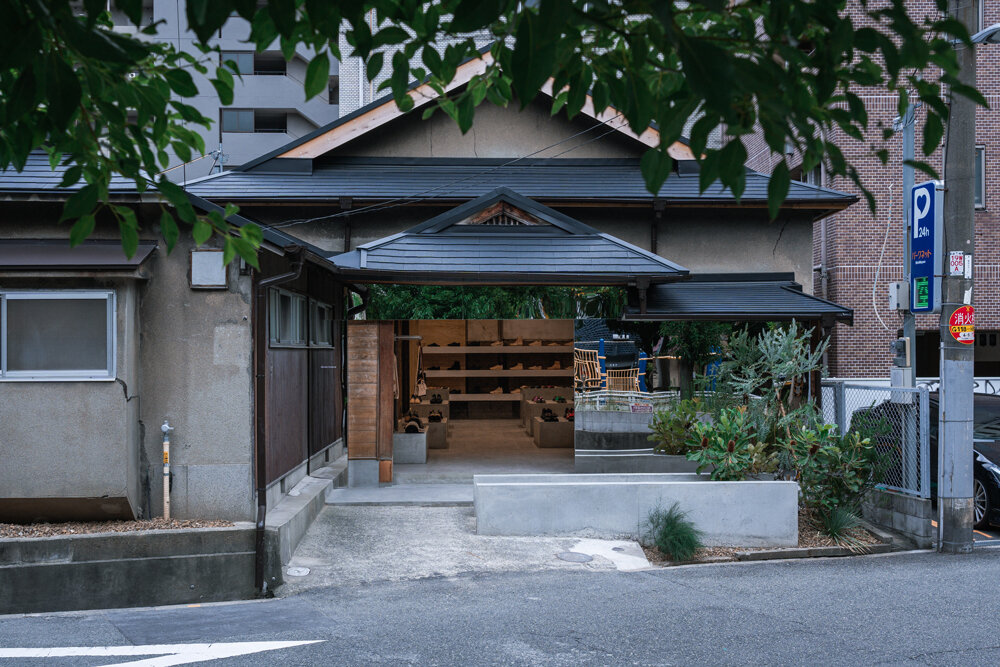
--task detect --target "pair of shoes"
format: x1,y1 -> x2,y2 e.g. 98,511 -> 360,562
489,386 -> 504,395
448,361 -> 461,370
552,395 -> 566,403
564,408 -> 574,421
427,342 -> 439,347
532,395 -> 544,403
428,366 -> 440,371
403,411 -> 423,433
489,363 -> 503,371
428,410 -> 443,423
447,342 -> 460,347
509,362 -> 524,370
541,408 -> 558,422
549,361 -> 561,370
430,394 -> 443,404
528,340 -> 542,346
490,339 -> 504,346
411,395 -> 421,404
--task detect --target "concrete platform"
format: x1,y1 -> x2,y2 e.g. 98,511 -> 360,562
326,483 -> 474,506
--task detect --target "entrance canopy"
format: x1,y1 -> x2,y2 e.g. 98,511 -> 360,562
623,273 -> 853,324
327,188 -> 688,285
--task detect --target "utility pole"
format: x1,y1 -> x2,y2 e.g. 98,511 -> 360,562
938,0 -> 978,554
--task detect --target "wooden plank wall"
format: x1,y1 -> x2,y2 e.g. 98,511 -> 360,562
347,321 -> 397,481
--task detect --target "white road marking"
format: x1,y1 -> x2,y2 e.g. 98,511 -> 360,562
0,640 -> 324,666
571,539 -> 651,571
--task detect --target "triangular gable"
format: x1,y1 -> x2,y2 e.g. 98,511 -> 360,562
239,51 -> 692,171
329,188 -> 688,285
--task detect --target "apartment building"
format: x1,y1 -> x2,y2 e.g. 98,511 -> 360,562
748,1 -> 1000,381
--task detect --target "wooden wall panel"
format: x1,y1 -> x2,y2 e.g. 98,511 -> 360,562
376,321 -> 395,462
265,348 -> 308,484
309,347 -> 339,455
347,321 -> 379,460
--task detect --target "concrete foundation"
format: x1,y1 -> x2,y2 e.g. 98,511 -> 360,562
575,450 -> 701,474
533,418 -> 574,448
393,432 -> 428,464
348,459 -> 380,487
474,473 -> 799,546
861,488 -> 935,549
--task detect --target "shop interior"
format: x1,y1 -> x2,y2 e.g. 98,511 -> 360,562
393,319 -> 576,481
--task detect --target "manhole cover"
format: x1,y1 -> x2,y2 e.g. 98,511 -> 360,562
286,566 -> 311,577
556,551 -> 593,563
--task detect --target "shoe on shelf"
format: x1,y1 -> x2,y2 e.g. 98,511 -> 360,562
549,361 -> 561,370
528,340 -> 543,346
427,342 -> 439,347
489,386 -> 504,395
490,363 -> 503,371
452,389 -> 462,394
447,342 -> 460,347
511,337 -> 524,346
411,395 -> 421,404
546,341 -> 561,346
430,393 -> 442,404
428,366 -> 440,371
564,408 -> 574,421
490,339 -> 504,346
428,410 -> 443,423
449,361 -> 461,370
553,395 -> 566,403
541,408 -> 558,422
511,387 -> 521,394
529,365 -> 542,371
509,362 -> 524,370
532,395 -> 545,403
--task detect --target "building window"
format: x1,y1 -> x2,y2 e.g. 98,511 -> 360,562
328,75 -> 340,105
221,51 -> 254,75
269,288 -> 307,346
310,301 -> 334,347
222,51 -> 287,76
221,109 -> 287,134
976,146 -> 985,209
1,291 -> 116,380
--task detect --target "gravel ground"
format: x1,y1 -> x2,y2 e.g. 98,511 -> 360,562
642,508 -> 881,565
0,518 -> 234,538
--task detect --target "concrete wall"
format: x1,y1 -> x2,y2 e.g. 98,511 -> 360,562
862,488 -> 935,549
0,279 -> 141,520
474,473 -> 799,546
139,234 -> 255,521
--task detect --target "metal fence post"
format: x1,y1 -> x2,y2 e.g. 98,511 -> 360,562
919,387 -> 931,499
835,381 -> 847,434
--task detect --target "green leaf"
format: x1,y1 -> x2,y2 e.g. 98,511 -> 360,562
160,209 -> 179,253
192,219 -> 212,245
450,0 -> 505,32
164,69 -> 198,97
922,112 -> 943,157
58,165 -> 83,189
60,184 -> 100,222
366,51 -> 384,81
117,207 -> 139,259
46,58 -> 82,127
305,51 -> 330,100
211,78 -> 234,106
767,161 -> 791,220
640,148 -> 673,195
510,9 -> 556,107
69,214 -> 96,247
372,27 -> 409,48
240,222 -> 263,246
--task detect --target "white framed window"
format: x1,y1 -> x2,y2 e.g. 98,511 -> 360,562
310,300 -> 334,347
1,290 -> 116,381
268,288 -> 307,346
976,146 -> 986,209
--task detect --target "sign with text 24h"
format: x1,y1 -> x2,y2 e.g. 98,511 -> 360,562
909,181 -> 944,313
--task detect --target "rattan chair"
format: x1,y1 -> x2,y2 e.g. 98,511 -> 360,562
606,367 -> 640,392
574,348 -> 603,391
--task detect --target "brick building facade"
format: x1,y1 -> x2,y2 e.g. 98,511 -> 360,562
747,1 -> 1000,380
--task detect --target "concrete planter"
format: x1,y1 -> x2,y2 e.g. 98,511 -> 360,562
474,473 -> 798,547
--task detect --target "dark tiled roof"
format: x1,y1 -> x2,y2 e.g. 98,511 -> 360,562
328,188 -> 688,284
185,157 -> 855,205
0,151 -> 139,194
625,276 -> 853,322
0,239 -> 157,269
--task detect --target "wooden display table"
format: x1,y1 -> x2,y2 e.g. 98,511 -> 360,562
532,417 -> 574,449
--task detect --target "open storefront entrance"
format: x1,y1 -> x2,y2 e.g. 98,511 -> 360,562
346,319 -> 577,485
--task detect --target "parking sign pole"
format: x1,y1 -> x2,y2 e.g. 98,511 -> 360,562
938,0 -> 977,554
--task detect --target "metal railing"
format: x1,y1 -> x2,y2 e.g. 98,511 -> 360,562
821,381 -> 931,499
575,389 -> 681,413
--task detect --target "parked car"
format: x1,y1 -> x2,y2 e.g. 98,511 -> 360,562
850,392 -> 1000,529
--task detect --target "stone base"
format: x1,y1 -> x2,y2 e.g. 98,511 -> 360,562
393,432 -> 427,464
533,417 -> 574,448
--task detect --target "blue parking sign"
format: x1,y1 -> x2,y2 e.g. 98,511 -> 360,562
909,181 -> 943,313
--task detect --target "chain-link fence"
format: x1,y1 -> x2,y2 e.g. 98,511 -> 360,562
821,381 -> 931,498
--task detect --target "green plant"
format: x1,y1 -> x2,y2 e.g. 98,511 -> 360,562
648,398 -> 701,456
814,507 -> 871,553
684,407 -> 774,480
789,426 -> 886,515
645,503 -> 703,562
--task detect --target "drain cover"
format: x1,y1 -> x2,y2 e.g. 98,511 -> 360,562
556,551 -> 593,563
612,547 -> 626,553
286,566 -> 310,577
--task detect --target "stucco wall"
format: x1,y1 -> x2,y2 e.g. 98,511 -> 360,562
138,234 -> 255,521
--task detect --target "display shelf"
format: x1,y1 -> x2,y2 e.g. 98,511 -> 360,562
448,393 -> 525,402
424,369 -> 572,378
423,345 -> 573,354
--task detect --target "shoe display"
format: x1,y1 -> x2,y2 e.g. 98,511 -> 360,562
510,362 -> 524,370
447,342 -> 460,347
528,340 -> 542,346
553,395 -> 566,403
541,408 -> 558,422
529,365 -> 542,371
511,337 -> 524,345
490,363 -> 503,371
427,342 -> 439,347
489,386 -> 504,395
403,411 -> 423,433
532,395 -> 545,403
546,341 -> 561,346
564,408 -> 574,421
430,394 -> 443,404
428,366 -> 440,371
428,410 -> 443,423
490,339 -> 504,346
549,361 -> 561,370
448,361 -> 461,370
411,395 -> 421,404
511,388 -> 521,394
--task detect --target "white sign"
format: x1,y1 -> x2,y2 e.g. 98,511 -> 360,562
949,250 -> 964,276
0,640 -> 323,666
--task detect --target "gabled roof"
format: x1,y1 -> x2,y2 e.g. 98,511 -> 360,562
623,273 -> 853,323
237,50 -> 692,172
185,157 -> 855,209
327,187 -> 688,285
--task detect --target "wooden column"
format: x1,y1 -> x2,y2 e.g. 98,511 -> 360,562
346,321 -> 396,484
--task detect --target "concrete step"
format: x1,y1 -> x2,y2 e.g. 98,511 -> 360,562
325,483 -> 473,506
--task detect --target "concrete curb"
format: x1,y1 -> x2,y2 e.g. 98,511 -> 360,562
265,460 -> 346,566
734,542 -> 893,561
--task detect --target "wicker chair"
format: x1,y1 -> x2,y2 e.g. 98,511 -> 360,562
574,348 -> 603,391
606,367 -> 640,392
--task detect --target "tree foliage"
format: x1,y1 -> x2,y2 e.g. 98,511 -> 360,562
0,0 -> 983,257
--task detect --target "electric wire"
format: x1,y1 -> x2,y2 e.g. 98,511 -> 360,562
872,183 -> 895,331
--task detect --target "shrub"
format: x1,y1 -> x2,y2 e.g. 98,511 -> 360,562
684,407 -> 774,480
815,506 -> 870,553
648,398 -> 701,455
788,426 -> 886,515
645,503 -> 703,561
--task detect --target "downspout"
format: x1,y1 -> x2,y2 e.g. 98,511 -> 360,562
253,246 -> 304,596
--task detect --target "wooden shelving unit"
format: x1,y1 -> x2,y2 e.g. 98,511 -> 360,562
449,393 -> 524,402
423,345 -> 574,354
424,369 -> 572,378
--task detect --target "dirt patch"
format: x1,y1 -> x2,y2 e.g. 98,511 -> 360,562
0,518 -> 235,539
642,509 -> 881,566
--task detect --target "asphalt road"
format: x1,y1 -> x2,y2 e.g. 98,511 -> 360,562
1,548 -> 999,665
